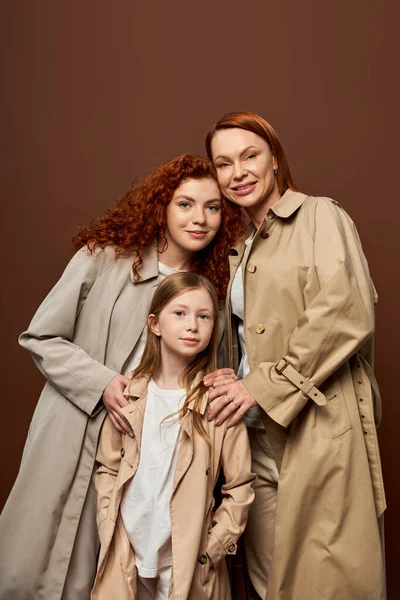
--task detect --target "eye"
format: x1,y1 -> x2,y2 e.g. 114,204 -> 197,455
179,201 -> 191,209
199,313 -> 211,320
174,310 -> 185,316
245,153 -> 256,161
215,162 -> 229,169
206,204 -> 221,212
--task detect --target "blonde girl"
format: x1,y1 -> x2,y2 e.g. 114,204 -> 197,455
92,272 -> 256,600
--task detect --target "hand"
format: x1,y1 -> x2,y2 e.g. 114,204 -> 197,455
102,374 -> 134,437
206,378 -> 257,428
203,368 -> 239,387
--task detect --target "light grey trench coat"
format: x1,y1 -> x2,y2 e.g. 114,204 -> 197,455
0,245 -> 163,600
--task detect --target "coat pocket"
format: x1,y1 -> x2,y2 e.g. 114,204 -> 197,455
319,376 -> 352,439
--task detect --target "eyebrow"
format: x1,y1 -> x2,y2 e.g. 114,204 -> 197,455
170,303 -> 212,311
213,145 -> 260,161
173,195 -> 221,203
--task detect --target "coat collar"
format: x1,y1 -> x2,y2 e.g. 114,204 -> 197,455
123,372 -> 208,415
129,244 -> 159,283
230,189 -> 309,256
270,189 -> 308,219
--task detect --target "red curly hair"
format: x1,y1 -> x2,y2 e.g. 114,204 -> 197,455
72,154 -> 244,302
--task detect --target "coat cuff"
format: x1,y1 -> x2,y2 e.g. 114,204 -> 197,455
206,529 -> 237,567
274,359 -> 326,406
243,358 -> 325,428
85,367 -> 118,416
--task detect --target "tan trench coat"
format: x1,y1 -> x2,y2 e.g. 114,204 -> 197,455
226,190 -> 386,600
91,376 -> 256,600
0,245 -> 165,600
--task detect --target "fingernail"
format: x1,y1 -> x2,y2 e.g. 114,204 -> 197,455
208,414 -> 213,421
215,419 -> 220,425
203,380 -> 209,386
129,432 -> 134,438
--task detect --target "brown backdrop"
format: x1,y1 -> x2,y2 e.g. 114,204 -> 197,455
1,0 -> 399,597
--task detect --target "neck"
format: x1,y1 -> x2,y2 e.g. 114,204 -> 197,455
153,349 -> 193,390
157,241 -> 193,271
247,186 -> 281,229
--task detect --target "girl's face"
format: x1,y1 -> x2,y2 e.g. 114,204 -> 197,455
149,287 -> 214,362
210,128 -> 279,215
164,178 -> 222,258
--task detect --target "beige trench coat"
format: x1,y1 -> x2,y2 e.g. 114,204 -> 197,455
91,376 -> 256,600
0,245 -> 165,600
226,190 -> 386,600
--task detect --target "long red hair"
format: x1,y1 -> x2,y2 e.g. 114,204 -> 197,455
72,154 -> 244,302
205,111 -> 298,196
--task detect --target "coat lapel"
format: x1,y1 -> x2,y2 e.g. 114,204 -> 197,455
171,411 -> 194,498
105,246 -> 159,372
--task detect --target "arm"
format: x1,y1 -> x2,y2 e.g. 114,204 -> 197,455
19,248 -> 118,416
95,414 -> 123,535
243,199 -> 376,427
206,421 -> 256,567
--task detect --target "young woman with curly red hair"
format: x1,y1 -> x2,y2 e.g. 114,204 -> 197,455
0,154 -> 244,600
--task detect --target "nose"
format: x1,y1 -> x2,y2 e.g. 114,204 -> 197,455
192,206 -> 206,225
232,161 -> 247,181
186,314 -> 198,332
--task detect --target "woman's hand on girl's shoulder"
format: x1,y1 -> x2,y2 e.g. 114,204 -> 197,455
203,368 -> 238,388
102,374 -> 134,437
204,371 -> 257,428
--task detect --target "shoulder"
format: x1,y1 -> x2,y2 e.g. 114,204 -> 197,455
71,245 -> 136,279
300,194 -> 356,235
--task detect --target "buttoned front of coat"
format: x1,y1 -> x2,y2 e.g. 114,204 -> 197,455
91,376 -> 256,600
226,190 -> 386,599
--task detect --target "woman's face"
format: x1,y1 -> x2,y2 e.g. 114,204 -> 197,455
165,178 -> 222,257
210,128 -> 279,215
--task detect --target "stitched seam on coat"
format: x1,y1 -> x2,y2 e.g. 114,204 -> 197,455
50,356 -> 108,392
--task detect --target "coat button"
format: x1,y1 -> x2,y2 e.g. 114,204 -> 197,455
255,324 -> 265,334
247,263 -> 257,273
198,554 -> 208,564
120,448 -> 125,457
227,543 -> 236,553
261,230 -> 270,239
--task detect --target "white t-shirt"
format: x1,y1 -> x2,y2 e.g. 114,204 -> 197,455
123,262 -> 182,375
231,233 -> 265,429
120,378 -> 185,577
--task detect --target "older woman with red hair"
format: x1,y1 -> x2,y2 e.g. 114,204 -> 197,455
204,112 -> 386,599
0,154 -> 244,600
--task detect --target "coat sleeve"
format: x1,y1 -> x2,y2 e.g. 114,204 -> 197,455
243,198 -> 376,428
95,415 -> 123,534
206,421 -> 256,566
19,247 -> 118,416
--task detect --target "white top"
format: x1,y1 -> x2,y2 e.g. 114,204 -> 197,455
231,233 -> 265,429
123,262 -> 182,375
120,378 -> 185,577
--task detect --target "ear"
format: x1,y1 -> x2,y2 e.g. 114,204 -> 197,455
272,155 -> 278,171
148,314 -> 161,336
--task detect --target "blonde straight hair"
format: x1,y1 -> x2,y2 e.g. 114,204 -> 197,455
131,272 -> 219,447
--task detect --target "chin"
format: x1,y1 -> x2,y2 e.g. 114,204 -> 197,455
184,241 -> 212,252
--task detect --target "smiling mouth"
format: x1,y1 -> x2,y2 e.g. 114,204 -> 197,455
186,230 -> 208,237
232,182 -> 256,191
